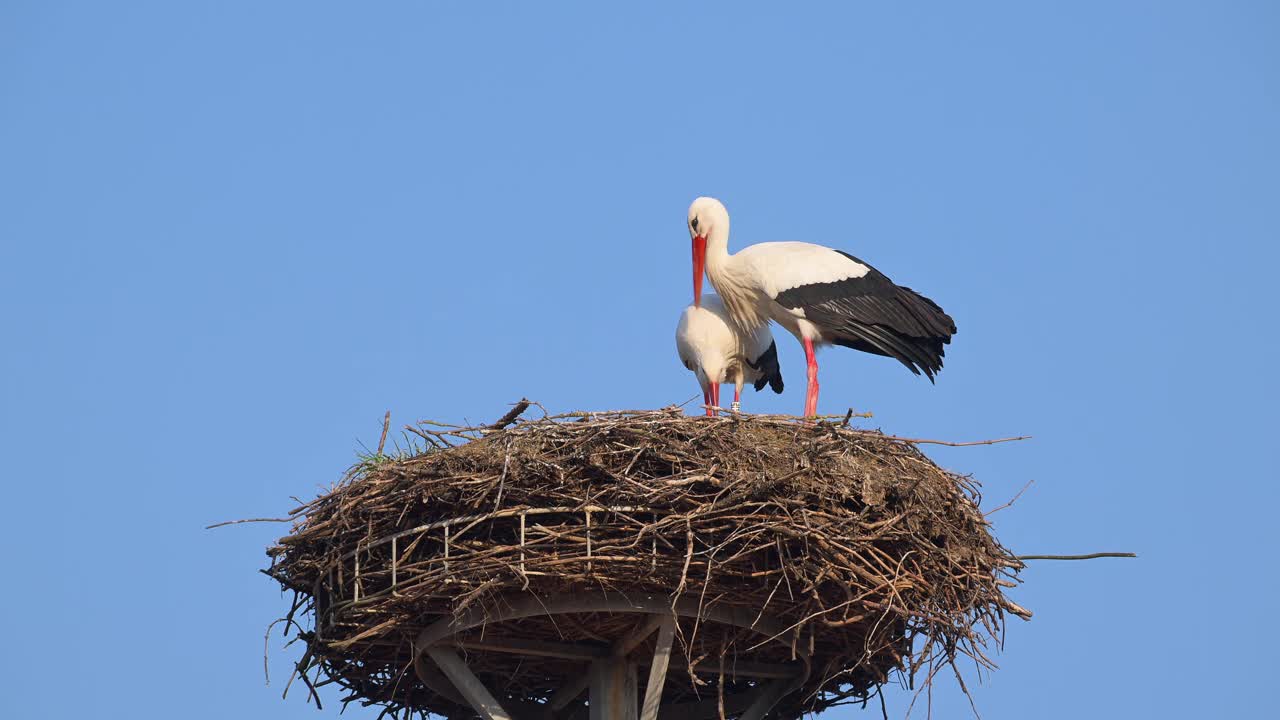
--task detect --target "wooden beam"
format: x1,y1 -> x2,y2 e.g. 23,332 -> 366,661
549,616 -> 667,713
654,690 -> 756,720
656,667 -> 807,720
736,678 -> 795,720
639,617 -> 675,720
589,658 -> 637,720
556,659 -> 800,720
411,652 -> 469,705
415,644 -> 586,719
456,637 -> 610,662
549,674 -> 591,712
407,593 -> 807,720
424,646 -> 515,720
687,658 -> 801,680
414,592 -> 799,658
614,615 -> 665,657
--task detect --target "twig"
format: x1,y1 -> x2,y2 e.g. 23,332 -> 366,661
297,663 -> 323,710
282,646 -> 312,700
998,597 -> 1034,620
377,410 -> 391,455
983,480 -> 1034,516
1017,552 -> 1137,561
488,398 -> 532,430
206,517 -> 291,530
403,424 -> 444,448
839,408 -> 873,426
263,618 -> 286,685
877,434 -> 1031,447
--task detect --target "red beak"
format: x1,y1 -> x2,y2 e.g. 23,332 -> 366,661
692,235 -> 706,307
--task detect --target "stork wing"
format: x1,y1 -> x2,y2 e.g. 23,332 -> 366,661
746,340 -> 784,394
774,251 -> 956,380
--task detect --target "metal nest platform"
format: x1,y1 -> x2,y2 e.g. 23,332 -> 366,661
264,405 -> 1028,720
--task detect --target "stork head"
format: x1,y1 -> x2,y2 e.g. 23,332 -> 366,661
687,197 -> 729,307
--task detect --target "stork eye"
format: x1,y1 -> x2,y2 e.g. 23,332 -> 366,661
691,217 -> 700,232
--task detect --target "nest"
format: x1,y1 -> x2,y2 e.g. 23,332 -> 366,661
265,407 -> 1027,719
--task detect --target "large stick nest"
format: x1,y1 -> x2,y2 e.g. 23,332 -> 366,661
265,407 -> 1027,719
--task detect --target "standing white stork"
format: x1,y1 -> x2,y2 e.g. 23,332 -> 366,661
687,196 -> 956,417
676,294 -> 784,416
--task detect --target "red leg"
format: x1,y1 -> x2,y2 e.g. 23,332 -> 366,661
803,337 -> 820,418
703,387 -> 713,417
733,386 -> 741,407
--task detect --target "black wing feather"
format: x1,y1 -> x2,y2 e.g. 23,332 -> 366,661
747,340 -> 785,394
774,251 -> 956,380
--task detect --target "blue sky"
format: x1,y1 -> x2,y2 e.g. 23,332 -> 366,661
2,2 -> 1276,718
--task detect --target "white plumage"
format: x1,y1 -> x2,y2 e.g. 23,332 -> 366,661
687,196 -> 956,417
738,242 -> 871,298
675,295 -> 784,416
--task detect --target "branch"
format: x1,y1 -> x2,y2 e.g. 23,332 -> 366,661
840,408 -> 874,426
377,410 -> 391,455
984,480 -> 1034,516
1017,552 -> 1137,561
206,517 -> 291,530
488,398 -> 532,430
878,434 -> 1031,447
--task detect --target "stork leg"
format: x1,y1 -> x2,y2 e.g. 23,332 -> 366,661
702,388 -> 713,417
802,337 -> 820,418
732,386 -> 742,413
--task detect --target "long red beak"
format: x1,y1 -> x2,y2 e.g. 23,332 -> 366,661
692,234 -> 706,307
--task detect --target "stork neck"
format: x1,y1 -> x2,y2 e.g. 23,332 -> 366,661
702,221 -> 732,280
701,219 -> 765,330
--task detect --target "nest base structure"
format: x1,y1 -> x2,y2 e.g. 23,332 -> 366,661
266,408 -> 1025,720
414,591 -> 808,720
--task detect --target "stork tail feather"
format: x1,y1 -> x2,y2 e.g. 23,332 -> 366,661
748,340 -> 785,394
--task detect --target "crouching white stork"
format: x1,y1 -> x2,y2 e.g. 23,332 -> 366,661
687,196 -> 956,417
676,294 -> 784,416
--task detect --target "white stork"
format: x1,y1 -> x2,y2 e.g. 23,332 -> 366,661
676,294 -> 784,416
687,196 -> 956,417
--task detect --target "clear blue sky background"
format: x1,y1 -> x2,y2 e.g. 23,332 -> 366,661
2,2 -> 1276,718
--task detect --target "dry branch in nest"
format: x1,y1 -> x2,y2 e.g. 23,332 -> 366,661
265,407 -> 1028,720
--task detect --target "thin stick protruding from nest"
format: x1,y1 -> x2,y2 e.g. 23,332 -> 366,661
489,398 -> 532,430
377,410 -> 391,455
880,434 -> 1031,447
206,517 -> 291,530
984,480 -> 1035,517
1017,552 -> 1137,561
